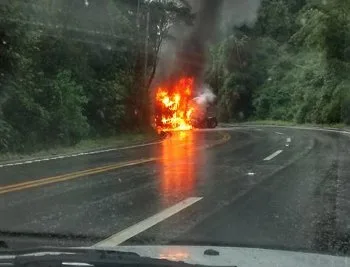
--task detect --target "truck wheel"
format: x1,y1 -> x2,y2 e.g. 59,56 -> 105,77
208,118 -> 218,128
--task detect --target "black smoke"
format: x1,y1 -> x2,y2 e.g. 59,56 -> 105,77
154,0 -> 262,92
171,0 -> 224,89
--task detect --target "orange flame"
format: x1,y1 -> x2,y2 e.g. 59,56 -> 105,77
155,77 -> 194,131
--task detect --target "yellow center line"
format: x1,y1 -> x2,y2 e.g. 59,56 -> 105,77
1,164 -> 119,190
0,158 -> 156,195
0,131 -> 231,195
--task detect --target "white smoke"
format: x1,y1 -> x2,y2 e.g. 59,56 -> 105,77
220,0 -> 262,28
188,0 -> 262,28
193,85 -> 216,106
188,84 -> 216,121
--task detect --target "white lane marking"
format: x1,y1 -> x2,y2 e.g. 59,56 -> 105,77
286,137 -> 292,143
0,141 -> 163,168
264,150 -> 283,161
226,124 -> 350,135
275,132 -> 284,135
94,197 -> 203,247
62,263 -> 93,266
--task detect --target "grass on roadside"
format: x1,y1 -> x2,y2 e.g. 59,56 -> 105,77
0,132 -> 158,163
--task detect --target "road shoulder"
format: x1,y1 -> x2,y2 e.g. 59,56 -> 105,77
0,133 -> 161,167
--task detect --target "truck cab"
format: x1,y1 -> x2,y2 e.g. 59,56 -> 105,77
190,103 -> 218,129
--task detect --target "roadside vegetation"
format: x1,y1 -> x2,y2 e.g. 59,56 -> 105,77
0,0 -> 192,154
207,0 -> 350,126
1,0 -> 349,155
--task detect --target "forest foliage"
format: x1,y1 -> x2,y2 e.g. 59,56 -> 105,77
0,0 -> 192,152
1,0 -> 349,153
207,0 -> 350,124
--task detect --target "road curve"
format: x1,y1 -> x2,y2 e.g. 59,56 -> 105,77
0,126 -> 349,256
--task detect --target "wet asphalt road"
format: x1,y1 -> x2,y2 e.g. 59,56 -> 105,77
0,126 -> 350,255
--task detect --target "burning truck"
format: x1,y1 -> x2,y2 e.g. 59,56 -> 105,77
189,87 -> 218,129
154,77 -> 217,132
152,1 -> 223,132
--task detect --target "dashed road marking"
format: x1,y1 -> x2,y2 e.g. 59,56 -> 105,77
287,137 -> 292,143
264,150 -> 283,161
275,132 -> 284,135
94,197 -> 203,247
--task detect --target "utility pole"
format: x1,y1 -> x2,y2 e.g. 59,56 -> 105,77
142,9 -> 150,128
144,9 -> 150,88
136,0 -> 140,29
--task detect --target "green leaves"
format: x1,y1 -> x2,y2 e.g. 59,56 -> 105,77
2,69 -> 89,150
255,0 -> 294,42
0,120 -> 16,152
49,70 -> 89,145
85,74 -> 131,136
291,8 -> 328,49
208,0 -> 350,125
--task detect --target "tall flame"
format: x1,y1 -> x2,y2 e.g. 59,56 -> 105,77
155,77 -> 194,131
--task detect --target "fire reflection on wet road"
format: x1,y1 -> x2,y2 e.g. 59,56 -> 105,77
159,131 -> 206,204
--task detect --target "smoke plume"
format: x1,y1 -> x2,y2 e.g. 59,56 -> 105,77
193,85 -> 216,106
155,0 -> 261,90
170,0 -> 223,87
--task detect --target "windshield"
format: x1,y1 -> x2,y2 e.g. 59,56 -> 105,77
0,0 -> 350,260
